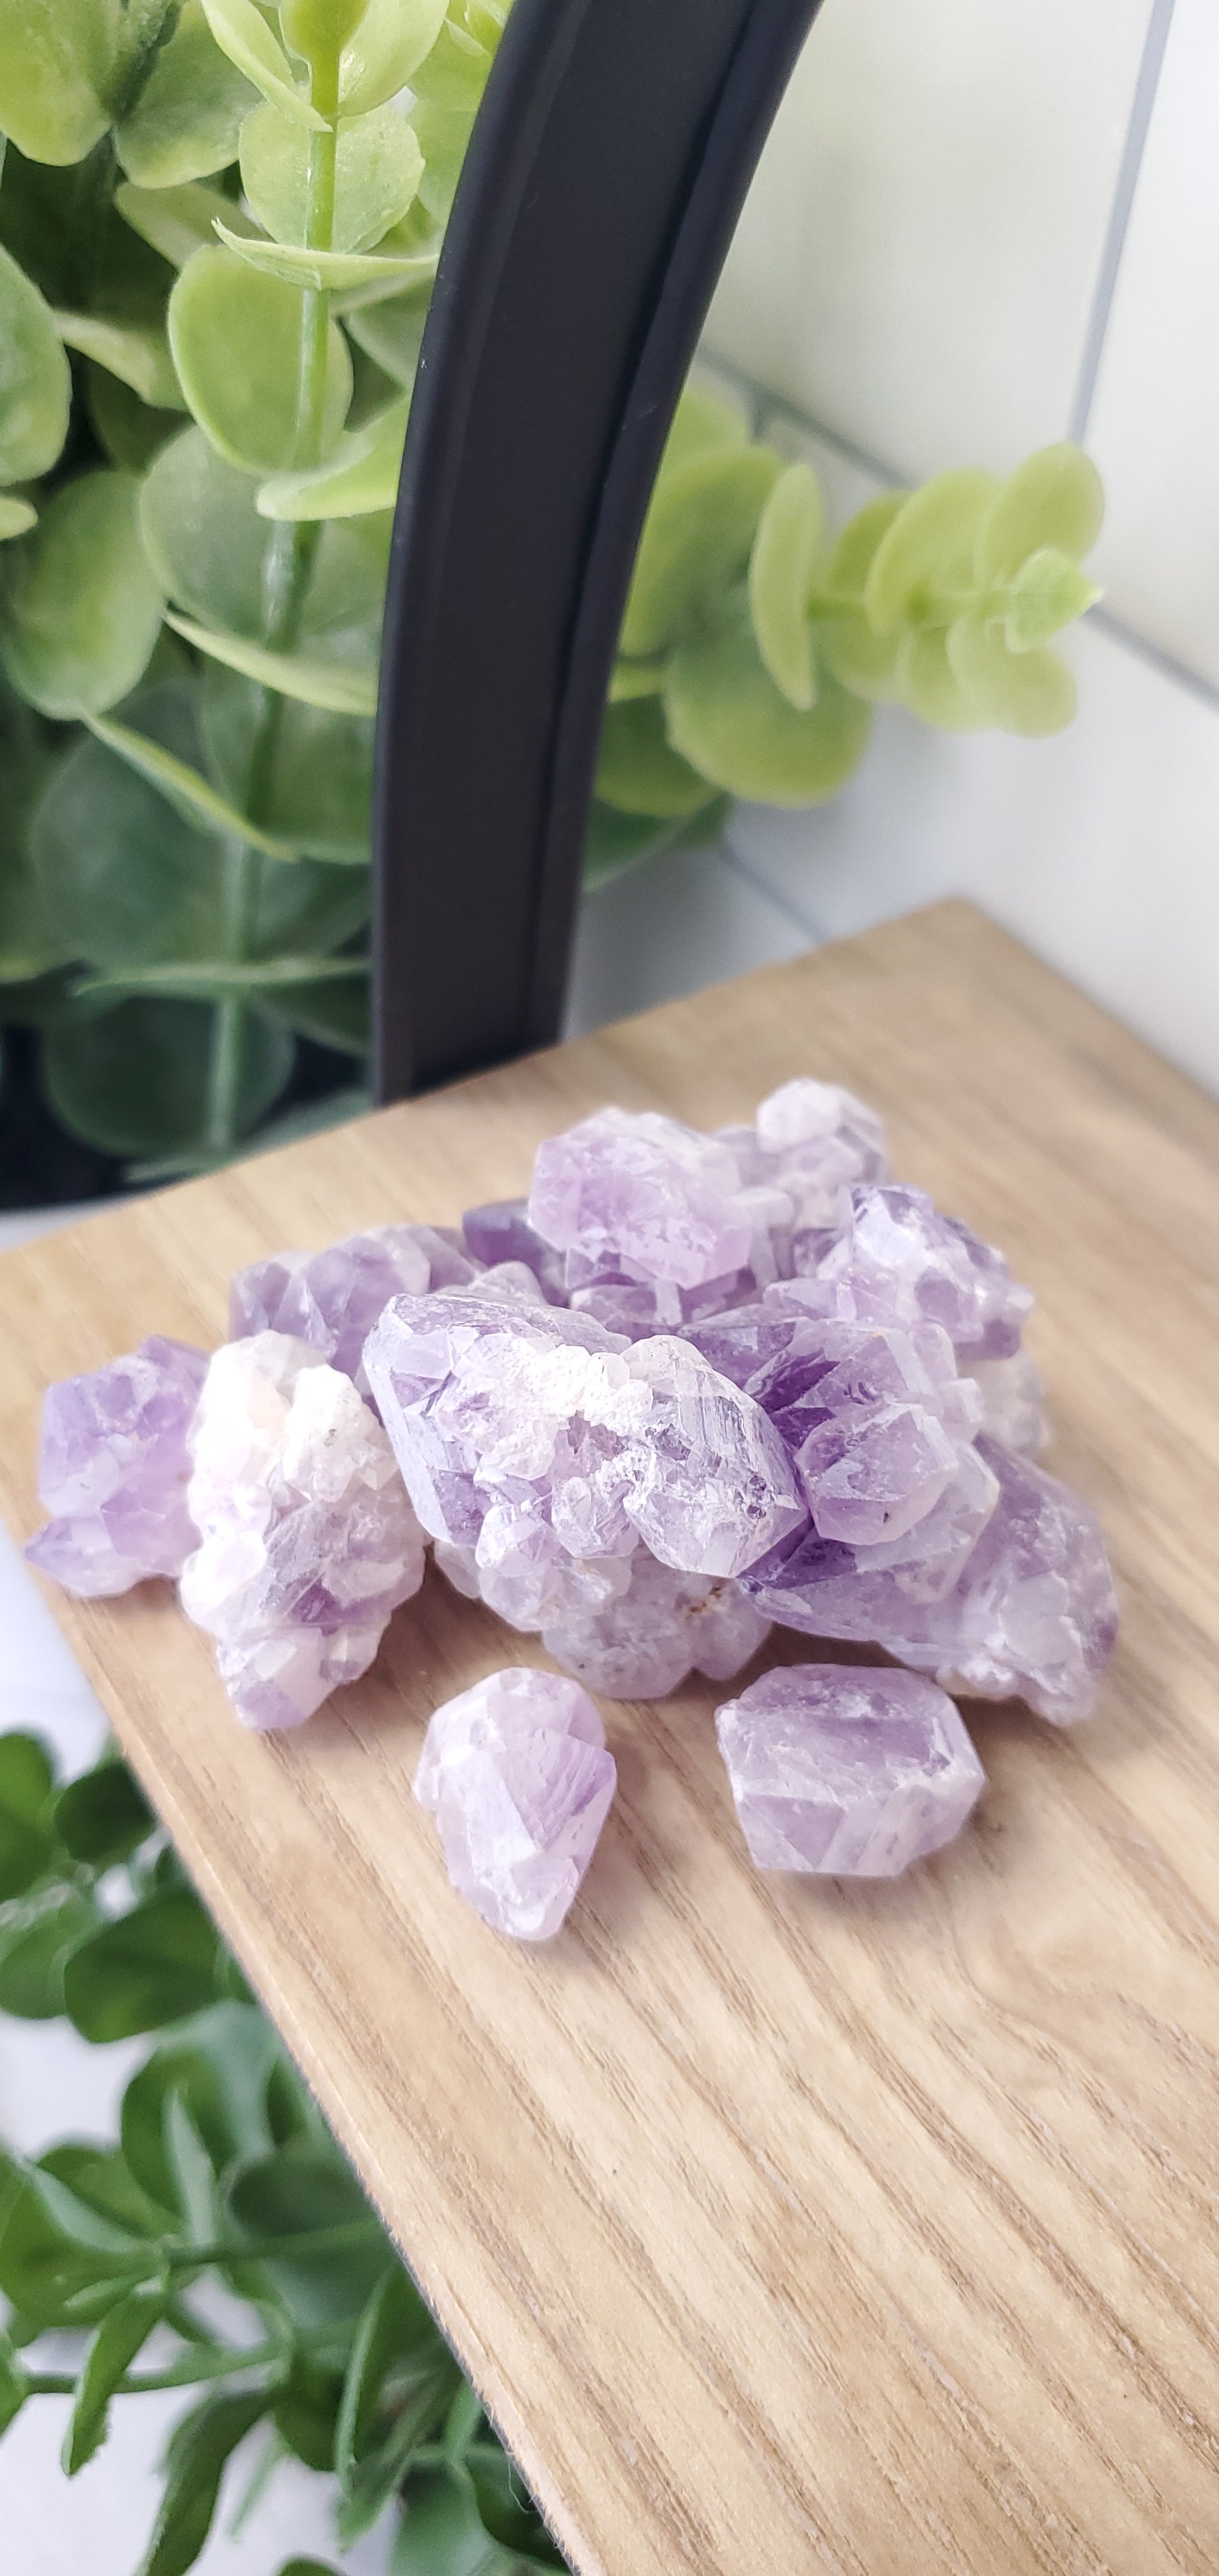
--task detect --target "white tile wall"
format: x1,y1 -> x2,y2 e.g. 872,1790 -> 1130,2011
705,0 -> 1157,482
1087,0 -> 1219,690
697,0 -> 1219,1101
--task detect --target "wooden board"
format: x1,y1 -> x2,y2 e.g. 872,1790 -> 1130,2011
1,899 -> 1218,2576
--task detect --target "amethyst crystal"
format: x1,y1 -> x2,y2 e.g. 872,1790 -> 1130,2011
27,1337 -> 208,1596
527,1105 -> 785,1308
743,1438 -> 1116,1725
363,1291 -> 806,1584
461,1198 -> 567,1301
415,1666 -> 617,1938
716,1662 -> 985,1875
180,1333 -> 426,1729
229,1223 -> 479,1383
820,1184 -> 1032,1360
541,1552 -> 770,1700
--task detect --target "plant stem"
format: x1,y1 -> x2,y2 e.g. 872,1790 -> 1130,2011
201,46 -> 340,1158
163,2216 -> 381,2275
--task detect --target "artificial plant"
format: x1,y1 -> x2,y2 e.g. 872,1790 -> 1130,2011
0,0 -> 1104,1184
0,1721 -> 564,2573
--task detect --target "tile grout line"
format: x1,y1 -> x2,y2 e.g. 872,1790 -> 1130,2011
715,836 -> 827,943
1068,0 -> 1179,444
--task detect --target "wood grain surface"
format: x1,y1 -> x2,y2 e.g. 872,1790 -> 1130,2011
1,900 -> 1217,2575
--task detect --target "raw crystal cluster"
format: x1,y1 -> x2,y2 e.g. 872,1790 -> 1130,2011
27,1066 -> 1118,1920
716,1664 -> 985,1876
27,1336 -> 208,1596
415,1666 -> 617,1938
180,1333 -> 426,1730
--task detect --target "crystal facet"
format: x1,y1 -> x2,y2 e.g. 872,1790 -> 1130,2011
229,1223 -> 479,1384
820,1184 -> 1032,1360
542,1552 -> 771,1700
415,1666 -> 617,1938
180,1332 -> 426,1730
27,1336 -> 208,1596
716,1662 -> 985,1875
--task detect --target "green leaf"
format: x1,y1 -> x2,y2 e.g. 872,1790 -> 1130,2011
240,96 -> 423,253
337,2268 -> 441,2488
257,395 -> 406,521
169,249 -> 352,472
86,364 -> 181,471
607,656 -> 664,703
201,668 -> 372,862
226,2141 -> 388,2324
257,970 -> 369,1056
658,379 -> 750,479
43,990 -> 293,1158
747,460 -> 822,710
117,176 -> 261,270
164,2089 -> 222,2244
117,0 -> 260,187
621,445 -> 782,657
38,2141 -> 172,2241
594,696 -> 716,820
408,99 -> 475,227
0,0 -> 118,164
83,709 -> 303,859
0,2157 -> 150,2331
344,285 -> 429,387
54,309 -> 183,409
78,956 -> 365,1002
392,2464 -> 517,2575
864,468 -> 1000,635
0,496 -> 36,540
408,8 -> 493,111
946,615 -> 1077,735
277,2564 -> 342,2575
665,613 -> 871,804
64,2283 -> 165,2475
54,1758 -> 154,1868
197,0 -> 325,128
580,797 -> 726,891
138,2389 -> 273,2576
817,613 -> 902,703
0,245 -> 72,482
141,425 -> 389,656
215,223 -> 429,298
0,2335 -> 27,2437
167,612 -> 379,712
121,2003 -> 281,2211
0,1890 -> 100,2020
822,489 -> 907,600
0,470 -> 165,718
65,1889 -> 224,2042
0,1729 -> 56,1902
339,0 -> 450,116
974,442 -> 1105,588
274,2349 -> 346,2473
895,626 -> 986,731
999,545 -> 1100,650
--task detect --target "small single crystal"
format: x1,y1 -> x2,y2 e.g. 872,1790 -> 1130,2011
180,1332 -> 426,1730
716,1662 -> 985,1875
528,1105 -> 765,1293
415,1666 -> 617,1938
229,1223 -> 479,1383
27,1336 -> 208,1596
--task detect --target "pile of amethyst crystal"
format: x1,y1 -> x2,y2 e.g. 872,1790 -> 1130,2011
27,1073 -> 1118,1918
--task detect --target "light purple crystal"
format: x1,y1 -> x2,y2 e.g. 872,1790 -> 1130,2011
180,1332 -> 427,1730
541,1551 -> 770,1699
716,1662 -> 985,1875
363,1292 -> 806,1583
229,1223 -> 480,1383
415,1666 -> 617,1938
742,1436 -> 1116,1726
27,1336 -> 208,1596
528,1105 -> 778,1296
965,1351 -> 1048,1454
461,1199 -> 567,1301
820,1184 -> 1032,1360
